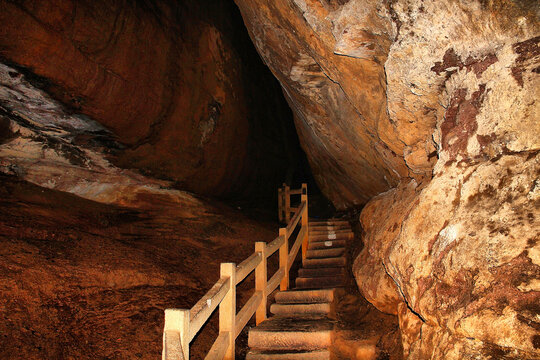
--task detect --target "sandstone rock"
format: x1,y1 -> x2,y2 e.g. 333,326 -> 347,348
234,0 -> 539,358
359,1 -> 539,357
235,0 -> 407,209
0,0 -> 293,198
0,62 -> 202,208
0,173 -> 278,359
352,180 -> 421,316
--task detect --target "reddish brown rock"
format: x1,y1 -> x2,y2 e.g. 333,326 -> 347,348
352,180 -> 421,316
0,0 -> 292,198
0,174 -> 277,359
1,0 -> 539,358
233,0 -> 539,358
234,0 -> 408,209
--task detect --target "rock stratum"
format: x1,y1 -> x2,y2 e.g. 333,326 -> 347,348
0,0 -> 295,199
234,0 -> 539,358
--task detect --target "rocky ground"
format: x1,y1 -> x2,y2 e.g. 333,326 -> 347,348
0,173 -> 278,359
0,173 -> 404,359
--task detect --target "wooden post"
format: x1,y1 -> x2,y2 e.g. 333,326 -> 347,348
279,227 -> 289,290
278,187 -> 283,223
255,242 -> 267,325
219,263 -> 236,360
301,183 -> 309,265
163,308 -> 189,360
284,184 -> 291,223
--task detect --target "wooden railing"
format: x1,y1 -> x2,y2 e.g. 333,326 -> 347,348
163,184 -> 309,360
278,183 -> 305,223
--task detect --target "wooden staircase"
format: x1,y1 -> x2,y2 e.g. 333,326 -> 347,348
246,219 -> 352,360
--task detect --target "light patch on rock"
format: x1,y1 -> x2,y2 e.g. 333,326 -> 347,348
0,63 -> 105,132
518,278 -> 540,293
434,224 -> 459,257
0,62 -> 201,208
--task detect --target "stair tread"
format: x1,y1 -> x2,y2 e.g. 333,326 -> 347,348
275,289 -> 335,304
246,349 -> 330,360
309,234 -> 353,241
303,257 -> 346,268
296,276 -> 345,289
270,303 -> 331,316
308,240 -> 346,250
306,247 -> 345,258
309,228 -> 352,233
309,220 -> 349,224
298,267 -> 345,277
250,316 -> 334,332
309,227 -> 350,231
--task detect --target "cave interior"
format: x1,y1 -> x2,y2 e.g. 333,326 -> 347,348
0,0 -> 539,359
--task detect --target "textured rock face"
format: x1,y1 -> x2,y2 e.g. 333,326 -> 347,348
235,0 -> 407,209
234,0 -> 539,358
0,173 -> 278,359
0,62 -> 203,207
361,2 -> 539,358
0,0 -> 293,198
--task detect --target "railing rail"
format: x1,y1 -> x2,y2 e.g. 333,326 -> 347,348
163,183 -> 309,360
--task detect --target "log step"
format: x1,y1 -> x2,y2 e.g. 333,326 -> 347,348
306,247 -> 345,259
308,240 -> 346,250
309,226 -> 350,232
298,267 -> 345,278
246,349 -> 331,360
296,276 -> 346,289
308,224 -> 348,229
275,288 -> 335,304
270,303 -> 331,316
248,316 -> 333,351
309,228 -> 352,234
309,220 -> 349,226
310,233 -> 353,241
303,256 -> 346,268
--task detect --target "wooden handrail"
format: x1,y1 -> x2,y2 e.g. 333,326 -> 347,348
286,200 -> 306,234
288,225 -> 307,270
204,332 -> 230,360
266,267 -> 284,295
266,235 -> 284,257
189,277 -> 230,341
163,183 -> 309,359
236,252 -> 262,285
235,291 -> 263,338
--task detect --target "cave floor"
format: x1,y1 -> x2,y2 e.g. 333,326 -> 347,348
0,174 -> 277,359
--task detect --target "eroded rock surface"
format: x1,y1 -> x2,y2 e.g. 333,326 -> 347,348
0,0 -> 294,198
235,0 -> 407,209
0,174 -> 277,360
234,0 -> 539,358
357,1 -> 539,358
0,62 -> 202,207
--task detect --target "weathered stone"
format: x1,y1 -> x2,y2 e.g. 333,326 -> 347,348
234,0 -> 539,358
234,0 -> 407,209
0,0 -> 293,198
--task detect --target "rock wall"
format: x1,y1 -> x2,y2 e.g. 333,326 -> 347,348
0,0 -> 294,199
234,0 -> 539,358
235,0 -> 409,209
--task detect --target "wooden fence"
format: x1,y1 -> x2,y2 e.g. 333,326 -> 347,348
163,183 -> 309,360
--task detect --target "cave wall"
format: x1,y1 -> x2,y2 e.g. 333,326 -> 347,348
234,0 -> 539,358
235,0 -> 410,209
0,0 -> 294,199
